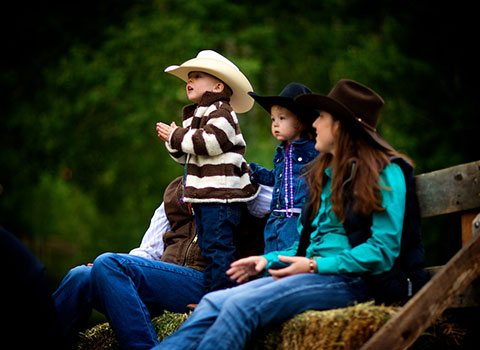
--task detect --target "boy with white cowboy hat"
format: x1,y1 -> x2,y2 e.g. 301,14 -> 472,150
247,82 -> 319,253
156,50 -> 260,292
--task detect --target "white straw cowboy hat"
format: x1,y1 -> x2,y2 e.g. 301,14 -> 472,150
164,50 -> 254,114
295,79 -> 394,151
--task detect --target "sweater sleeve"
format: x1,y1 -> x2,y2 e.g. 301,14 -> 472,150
169,104 -> 240,156
165,140 -> 187,165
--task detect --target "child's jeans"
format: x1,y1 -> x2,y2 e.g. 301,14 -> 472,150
193,202 -> 242,291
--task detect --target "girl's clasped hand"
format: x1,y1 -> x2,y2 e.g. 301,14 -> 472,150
227,255 -> 314,282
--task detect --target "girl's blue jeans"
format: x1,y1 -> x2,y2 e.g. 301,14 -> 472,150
154,273 -> 370,350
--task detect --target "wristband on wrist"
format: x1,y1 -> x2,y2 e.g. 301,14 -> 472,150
309,258 -> 316,273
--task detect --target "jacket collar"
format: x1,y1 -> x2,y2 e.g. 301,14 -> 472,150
183,91 -> 231,117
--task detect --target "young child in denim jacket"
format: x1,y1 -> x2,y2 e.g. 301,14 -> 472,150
248,82 -> 319,252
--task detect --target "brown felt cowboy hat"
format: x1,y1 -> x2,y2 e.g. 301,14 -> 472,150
164,50 -> 254,114
248,82 -> 317,125
295,79 -> 393,150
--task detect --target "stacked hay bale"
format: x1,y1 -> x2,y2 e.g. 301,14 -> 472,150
75,301 -> 465,350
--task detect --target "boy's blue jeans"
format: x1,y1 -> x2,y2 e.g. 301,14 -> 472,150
192,202 -> 242,292
53,253 -> 205,349
154,274 -> 370,350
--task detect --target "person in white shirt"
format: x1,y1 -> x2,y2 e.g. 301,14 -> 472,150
127,202 -> 168,260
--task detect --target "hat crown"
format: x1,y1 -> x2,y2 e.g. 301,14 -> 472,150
278,82 -> 312,99
195,50 -> 240,71
329,79 -> 384,129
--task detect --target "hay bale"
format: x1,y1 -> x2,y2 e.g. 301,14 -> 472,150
76,322 -> 118,350
75,301 -> 466,349
274,301 -> 399,350
152,311 -> 189,341
76,311 -> 188,350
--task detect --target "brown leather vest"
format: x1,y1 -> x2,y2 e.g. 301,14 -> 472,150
160,176 -> 266,271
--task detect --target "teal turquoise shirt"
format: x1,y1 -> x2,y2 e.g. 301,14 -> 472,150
263,162 -> 406,275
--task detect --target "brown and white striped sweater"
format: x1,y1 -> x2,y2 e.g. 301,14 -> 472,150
165,91 -> 259,203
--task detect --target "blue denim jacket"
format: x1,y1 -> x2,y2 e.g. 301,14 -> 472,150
249,138 -> 318,252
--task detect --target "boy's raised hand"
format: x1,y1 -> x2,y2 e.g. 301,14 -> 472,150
156,122 -> 177,142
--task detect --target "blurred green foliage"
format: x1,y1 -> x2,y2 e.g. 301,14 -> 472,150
1,0 -> 478,283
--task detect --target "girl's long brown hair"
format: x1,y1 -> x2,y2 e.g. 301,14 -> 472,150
304,119 -> 413,221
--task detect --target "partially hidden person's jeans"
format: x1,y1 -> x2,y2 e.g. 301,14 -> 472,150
53,252 -> 205,350
263,211 -> 301,253
192,202 -> 242,292
153,273 -> 370,350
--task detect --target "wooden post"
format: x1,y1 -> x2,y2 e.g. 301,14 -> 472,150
360,232 -> 480,350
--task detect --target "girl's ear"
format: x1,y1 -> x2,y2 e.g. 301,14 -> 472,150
333,120 -> 341,137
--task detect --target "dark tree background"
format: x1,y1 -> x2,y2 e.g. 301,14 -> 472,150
1,0 -> 478,284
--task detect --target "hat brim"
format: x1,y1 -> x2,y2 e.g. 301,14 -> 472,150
165,58 -> 254,114
295,94 -> 394,151
248,92 -> 317,124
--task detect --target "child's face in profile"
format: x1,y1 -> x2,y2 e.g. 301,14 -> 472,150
186,71 -> 224,104
270,105 -> 304,143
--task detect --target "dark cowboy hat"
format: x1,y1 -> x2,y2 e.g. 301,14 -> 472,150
295,79 -> 393,151
248,82 -> 317,124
